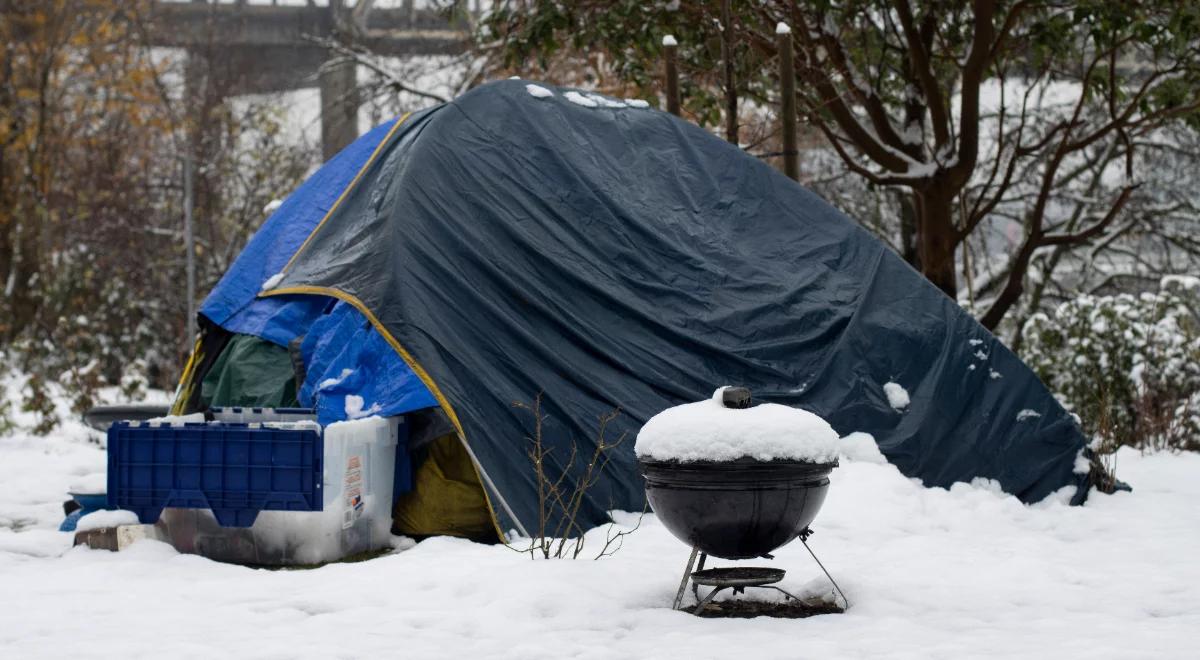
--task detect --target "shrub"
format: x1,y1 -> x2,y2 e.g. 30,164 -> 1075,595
1021,278 -> 1200,453
512,394 -> 643,559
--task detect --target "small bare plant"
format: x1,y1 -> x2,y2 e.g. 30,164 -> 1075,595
512,394 -> 644,560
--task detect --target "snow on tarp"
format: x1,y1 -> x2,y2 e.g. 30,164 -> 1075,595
883,382 -> 910,411
635,387 -> 839,463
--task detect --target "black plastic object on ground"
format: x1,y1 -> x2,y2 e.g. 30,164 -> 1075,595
641,457 -> 836,560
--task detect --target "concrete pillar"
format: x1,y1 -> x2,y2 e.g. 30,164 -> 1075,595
320,57 -> 359,161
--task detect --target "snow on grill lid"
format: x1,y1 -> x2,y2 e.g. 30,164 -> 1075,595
635,387 -> 840,463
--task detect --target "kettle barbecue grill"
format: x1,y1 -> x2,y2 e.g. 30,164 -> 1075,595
639,387 -> 849,615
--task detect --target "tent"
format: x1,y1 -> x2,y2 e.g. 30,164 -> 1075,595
174,79 -> 1095,541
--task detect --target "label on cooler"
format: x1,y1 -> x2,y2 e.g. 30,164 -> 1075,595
343,454 -> 364,529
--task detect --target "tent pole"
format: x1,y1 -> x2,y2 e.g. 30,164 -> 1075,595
456,432 -> 530,538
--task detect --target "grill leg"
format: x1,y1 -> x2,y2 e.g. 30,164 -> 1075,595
800,535 -> 849,609
672,546 -> 699,610
691,585 -> 728,615
692,552 -> 707,601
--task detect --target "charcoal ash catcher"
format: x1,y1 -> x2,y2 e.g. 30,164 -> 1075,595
637,387 -> 849,615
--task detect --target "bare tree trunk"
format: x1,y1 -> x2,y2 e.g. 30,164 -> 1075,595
898,190 -> 919,268
916,189 -> 959,298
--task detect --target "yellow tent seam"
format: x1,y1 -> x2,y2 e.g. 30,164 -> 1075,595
170,336 -> 204,415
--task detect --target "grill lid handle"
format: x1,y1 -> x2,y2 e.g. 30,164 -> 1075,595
721,386 -> 753,409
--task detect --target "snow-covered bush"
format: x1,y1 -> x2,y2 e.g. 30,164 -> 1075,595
1022,279 -> 1200,452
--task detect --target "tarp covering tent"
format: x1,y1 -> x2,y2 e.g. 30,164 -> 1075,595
177,79 -> 1093,539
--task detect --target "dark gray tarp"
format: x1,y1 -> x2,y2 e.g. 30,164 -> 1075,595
265,80 -> 1090,535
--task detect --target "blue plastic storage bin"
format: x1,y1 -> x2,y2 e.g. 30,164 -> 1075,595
106,421 -> 324,527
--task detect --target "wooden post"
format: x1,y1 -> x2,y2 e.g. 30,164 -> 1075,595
777,22 -> 798,181
720,0 -> 737,144
663,34 -> 680,116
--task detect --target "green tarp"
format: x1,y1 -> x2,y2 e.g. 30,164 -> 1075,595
200,334 -> 300,409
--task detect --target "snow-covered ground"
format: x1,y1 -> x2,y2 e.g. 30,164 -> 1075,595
1,387 -> 1198,659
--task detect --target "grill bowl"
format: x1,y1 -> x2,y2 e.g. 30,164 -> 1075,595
640,457 -> 836,560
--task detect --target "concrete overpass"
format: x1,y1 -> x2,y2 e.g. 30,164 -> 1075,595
145,0 -> 470,159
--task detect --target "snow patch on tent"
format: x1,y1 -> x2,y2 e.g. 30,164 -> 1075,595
261,272 -> 284,292
344,395 -> 382,420
989,369 -> 1002,380
262,199 -> 283,215
525,83 -> 553,99
1016,409 -> 1041,422
968,338 -> 984,346
318,368 -> 355,391
75,509 -> 139,532
973,350 -> 988,360
586,93 -> 628,108
625,98 -> 650,108
563,91 -> 599,108
883,382 -> 910,410
635,387 -> 839,463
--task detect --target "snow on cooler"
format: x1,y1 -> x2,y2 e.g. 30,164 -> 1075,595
635,387 -> 840,463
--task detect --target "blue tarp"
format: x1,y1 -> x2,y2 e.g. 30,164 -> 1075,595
298,300 -> 437,426
199,114 -> 437,424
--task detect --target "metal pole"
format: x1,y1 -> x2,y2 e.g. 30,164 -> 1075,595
663,35 -> 680,116
456,431 -> 530,538
183,156 -> 196,349
777,22 -> 799,181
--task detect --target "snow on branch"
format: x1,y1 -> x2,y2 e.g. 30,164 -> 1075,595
307,35 -> 451,104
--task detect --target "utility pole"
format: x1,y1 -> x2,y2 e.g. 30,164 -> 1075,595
183,156 -> 196,351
